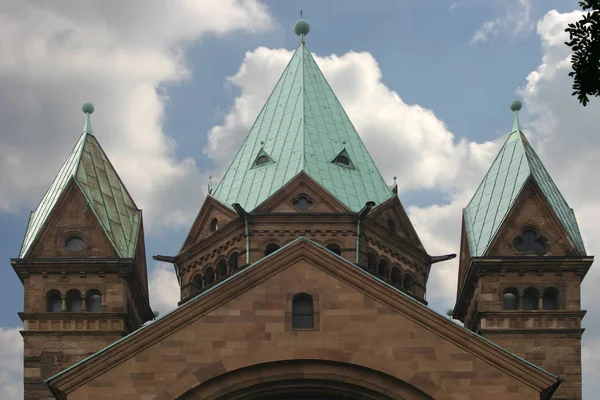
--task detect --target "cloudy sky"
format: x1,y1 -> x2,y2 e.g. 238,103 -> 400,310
1,0 -> 599,397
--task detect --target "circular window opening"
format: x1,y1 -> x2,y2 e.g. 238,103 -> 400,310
65,237 -> 85,252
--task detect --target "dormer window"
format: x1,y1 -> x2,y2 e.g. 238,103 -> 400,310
256,155 -> 269,166
331,149 -> 354,168
251,148 -> 275,169
335,155 -> 350,166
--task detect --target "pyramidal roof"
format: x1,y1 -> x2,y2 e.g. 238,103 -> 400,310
464,101 -> 585,257
20,103 -> 141,258
211,21 -> 394,212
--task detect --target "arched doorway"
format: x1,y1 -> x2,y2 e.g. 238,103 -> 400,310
173,360 -> 436,400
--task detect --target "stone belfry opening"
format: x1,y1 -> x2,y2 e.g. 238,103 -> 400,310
12,103 -> 154,400
453,100 -> 592,400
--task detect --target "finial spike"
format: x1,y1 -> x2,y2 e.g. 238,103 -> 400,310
82,102 -> 94,134
509,100 -> 522,133
300,10 -> 302,18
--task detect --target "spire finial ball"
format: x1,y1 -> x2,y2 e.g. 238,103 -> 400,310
294,18 -> 310,36
510,100 -> 522,112
82,102 -> 95,114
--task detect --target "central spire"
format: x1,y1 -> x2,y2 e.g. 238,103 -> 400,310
211,18 -> 394,212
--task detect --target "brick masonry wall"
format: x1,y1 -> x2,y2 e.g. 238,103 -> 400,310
70,258 -> 542,400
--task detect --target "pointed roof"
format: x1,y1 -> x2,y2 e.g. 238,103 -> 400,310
464,101 -> 586,257
211,21 -> 394,212
20,103 -> 141,258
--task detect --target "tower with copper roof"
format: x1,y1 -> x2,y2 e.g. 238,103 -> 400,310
453,101 -> 592,400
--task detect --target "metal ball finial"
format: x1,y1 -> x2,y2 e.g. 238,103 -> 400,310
294,16 -> 310,37
82,102 -> 95,114
510,100 -> 522,112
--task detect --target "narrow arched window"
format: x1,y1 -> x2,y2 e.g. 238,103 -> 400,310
229,252 -> 239,271
403,274 -> 414,292
543,287 -> 559,310
502,287 -> 519,310
292,293 -> 314,329
86,289 -> 102,312
66,289 -> 82,312
367,253 -> 377,272
264,243 -> 280,256
46,290 -> 62,313
378,260 -> 390,278
387,219 -> 396,233
209,218 -> 218,233
191,274 -> 203,288
391,267 -> 402,287
216,259 -> 228,279
203,267 -> 215,286
523,287 -> 539,310
326,243 -> 342,256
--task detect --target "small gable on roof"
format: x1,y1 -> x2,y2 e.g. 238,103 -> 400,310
47,238 -> 558,400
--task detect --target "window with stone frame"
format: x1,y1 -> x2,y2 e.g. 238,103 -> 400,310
286,292 -> 320,331
502,287 -> 519,310
293,195 -> 313,212
46,290 -> 62,313
513,229 -> 547,255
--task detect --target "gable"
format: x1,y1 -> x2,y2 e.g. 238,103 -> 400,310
486,180 -> 579,257
254,172 -> 350,213
179,195 -> 238,253
27,180 -> 118,259
369,196 -> 425,251
48,239 -> 558,399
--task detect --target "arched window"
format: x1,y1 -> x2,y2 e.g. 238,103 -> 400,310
264,243 -> 280,256
216,259 -> 228,279
403,274 -> 414,292
502,287 -> 519,310
46,290 -> 62,313
191,274 -> 203,288
209,218 -> 218,233
66,289 -> 82,312
367,253 -> 377,272
543,287 -> 559,310
292,293 -> 314,329
326,243 -> 342,256
335,155 -> 350,166
65,236 -> 85,252
85,289 -> 102,312
378,260 -> 390,278
228,252 -> 239,272
391,267 -> 402,287
523,287 -> 539,310
256,155 -> 269,166
203,267 -> 215,286
387,219 -> 396,233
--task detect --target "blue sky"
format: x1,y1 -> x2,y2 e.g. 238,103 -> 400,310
2,0 -> 600,397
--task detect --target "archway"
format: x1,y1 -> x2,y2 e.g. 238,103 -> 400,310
170,359 -> 438,400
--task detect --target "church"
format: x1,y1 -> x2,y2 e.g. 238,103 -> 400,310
12,18 -> 591,400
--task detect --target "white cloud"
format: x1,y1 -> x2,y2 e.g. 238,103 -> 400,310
0,0 -> 273,230
0,327 -> 24,399
148,263 -> 181,317
471,0 -> 533,44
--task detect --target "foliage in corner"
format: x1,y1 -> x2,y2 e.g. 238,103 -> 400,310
566,0 -> 600,106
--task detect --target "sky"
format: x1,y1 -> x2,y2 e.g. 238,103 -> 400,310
1,0 -> 599,397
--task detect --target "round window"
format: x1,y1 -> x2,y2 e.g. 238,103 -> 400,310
65,237 -> 85,252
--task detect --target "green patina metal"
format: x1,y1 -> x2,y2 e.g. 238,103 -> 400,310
211,34 -> 394,212
20,105 -> 141,258
464,105 -> 585,257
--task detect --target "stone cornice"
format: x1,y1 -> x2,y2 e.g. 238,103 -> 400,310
480,329 -> 585,335
176,221 -> 245,265
19,312 -> 131,321
47,238 -> 558,396
362,219 -> 430,266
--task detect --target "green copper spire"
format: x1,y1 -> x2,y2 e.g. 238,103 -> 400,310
19,103 -> 141,258
211,20 -> 394,212
463,101 -> 585,256
82,102 -> 94,135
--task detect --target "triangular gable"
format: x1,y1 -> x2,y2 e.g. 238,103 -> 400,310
330,148 -> 355,169
251,147 -> 275,169
47,237 -> 558,398
485,179 -> 580,257
253,171 -> 351,213
464,117 -> 585,257
210,42 -> 394,213
20,131 -> 141,259
179,195 -> 238,254
368,195 -> 425,252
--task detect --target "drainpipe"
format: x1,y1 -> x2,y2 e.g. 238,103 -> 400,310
356,201 -> 376,264
233,203 -> 250,264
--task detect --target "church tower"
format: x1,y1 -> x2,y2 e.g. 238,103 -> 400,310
453,101 -> 592,400
12,103 -> 154,400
